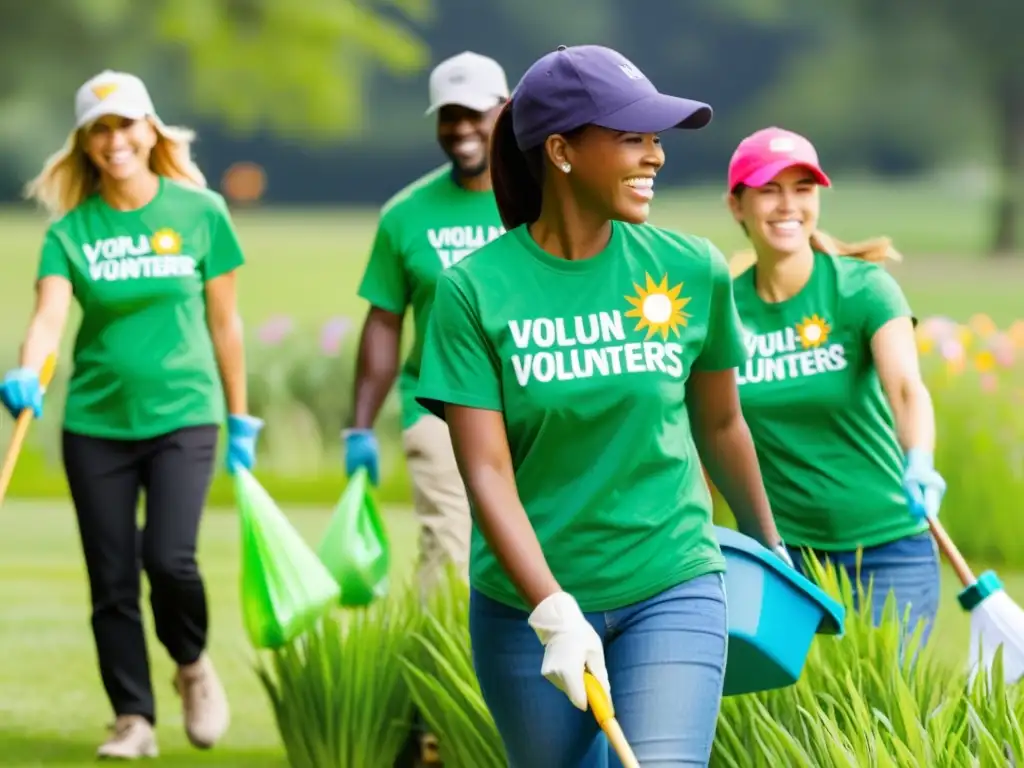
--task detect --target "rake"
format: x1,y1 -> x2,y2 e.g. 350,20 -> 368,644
0,355 -> 57,508
929,516 -> 1024,685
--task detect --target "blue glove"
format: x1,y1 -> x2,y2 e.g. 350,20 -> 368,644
0,367 -> 43,420
226,414 -> 264,475
902,448 -> 946,521
343,428 -> 379,486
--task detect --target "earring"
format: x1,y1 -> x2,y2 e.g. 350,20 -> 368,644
560,162 -> 571,174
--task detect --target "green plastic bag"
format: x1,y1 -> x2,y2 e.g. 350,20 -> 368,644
317,467 -> 391,607
235,468 -> 341,649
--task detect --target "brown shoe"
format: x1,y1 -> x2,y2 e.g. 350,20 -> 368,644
96,715 -> 158,760
173,654 -> 230,749
420,732 -> 442,765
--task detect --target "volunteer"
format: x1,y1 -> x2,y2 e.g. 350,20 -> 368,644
725,126 -> 944,644
346,51 -> 510,596
415,44 -> 786,767
345,50 -> 509,767
0,70 -> 261,759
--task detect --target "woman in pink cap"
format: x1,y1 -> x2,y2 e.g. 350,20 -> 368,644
723,126 -> 945,644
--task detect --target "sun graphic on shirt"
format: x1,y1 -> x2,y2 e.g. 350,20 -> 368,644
150,228 -> 182,255
795,314 -> 832,348
624,272 -> 692,340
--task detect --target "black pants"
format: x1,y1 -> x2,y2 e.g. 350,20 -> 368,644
62,424 -> 218,725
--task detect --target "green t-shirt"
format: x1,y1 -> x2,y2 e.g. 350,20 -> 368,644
415,221 -> 748,613
356,164 -> 505,431
38,177 -> 245,440
731,251 -> 927,551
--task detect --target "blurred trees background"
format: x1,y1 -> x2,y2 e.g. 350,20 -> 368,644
1,0 -> 1020,252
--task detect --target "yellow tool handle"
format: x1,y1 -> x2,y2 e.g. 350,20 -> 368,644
0,354 -> 58,508
38,354 -> 58,390
585,670 -> 640,768
584,669 -> 614,724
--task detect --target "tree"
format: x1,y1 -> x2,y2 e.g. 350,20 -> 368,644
155,0 -> 432,139
0,0 -> 431,181
842,0 -> 1024,255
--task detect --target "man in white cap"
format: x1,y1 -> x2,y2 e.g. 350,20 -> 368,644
344,50 -> 509,766
346,50 -> 509,589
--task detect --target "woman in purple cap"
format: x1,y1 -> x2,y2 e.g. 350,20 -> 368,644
724,126 -> 944,644
414,45 -> 786,766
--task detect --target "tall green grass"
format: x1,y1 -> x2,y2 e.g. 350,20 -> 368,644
253,560 -> 1024,767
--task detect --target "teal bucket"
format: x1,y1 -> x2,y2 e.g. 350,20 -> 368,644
716,526 -> 846,696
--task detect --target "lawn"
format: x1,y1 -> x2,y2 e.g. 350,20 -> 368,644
0,500 -> 417,767
0,497 -> 1017,767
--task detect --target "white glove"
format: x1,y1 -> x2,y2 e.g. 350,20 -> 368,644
528,591 -> 610,711
772,542 -> 795,569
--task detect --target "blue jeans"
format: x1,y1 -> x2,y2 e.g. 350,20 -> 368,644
785,531 -> 940,644
469,573 -> 728,767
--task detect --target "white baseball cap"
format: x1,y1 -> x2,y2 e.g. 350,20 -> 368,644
74,70 -> 159,129
425,52 -> 510,116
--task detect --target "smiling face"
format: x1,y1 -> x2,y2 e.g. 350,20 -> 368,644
82,114 -> 158,183
436,103 -> 502,179
728,165 -> 821,257
550,126 -> 665,224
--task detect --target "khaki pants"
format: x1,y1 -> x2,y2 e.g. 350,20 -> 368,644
402,414 -> 471,597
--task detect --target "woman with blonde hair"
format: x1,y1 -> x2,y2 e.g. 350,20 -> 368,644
724,126 -> 945,645
0,70 -> 263,759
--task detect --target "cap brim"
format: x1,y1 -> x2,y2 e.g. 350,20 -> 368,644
425,90 -> 506,116
742,159 -> 832,188
593,92 -> 713,134
77,101 -> 151,130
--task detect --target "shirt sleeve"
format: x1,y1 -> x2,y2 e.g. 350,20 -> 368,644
415,272 -> 504,421
356,212 -> 409,316
202,194 -> 246,281
692,239 -> 749,372
37,228 -> 71,281
855,264 -> 914,339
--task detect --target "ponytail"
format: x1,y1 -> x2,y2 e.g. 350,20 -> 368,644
809,230 -> 902,263
489,100 -> 543,231
729,230 -> 902,277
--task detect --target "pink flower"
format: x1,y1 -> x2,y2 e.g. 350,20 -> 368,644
922,316 -> 958,341
320,316 -> 351,356
258,315 -> 294,345
939,338 -> 964,363
981,373 -> 999,393
990,334 -> 1016,368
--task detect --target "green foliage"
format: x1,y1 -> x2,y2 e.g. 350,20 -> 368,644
0,0 -> 433,180
155,0 -> 432,139
399,577 -> 505,768
253,586 -> 423,767
254,560 -> 1024,766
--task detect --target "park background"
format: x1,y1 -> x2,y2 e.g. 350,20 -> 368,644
1,1 -> 1023,766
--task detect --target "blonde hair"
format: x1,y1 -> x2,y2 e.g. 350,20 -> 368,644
23,118 -> 207,219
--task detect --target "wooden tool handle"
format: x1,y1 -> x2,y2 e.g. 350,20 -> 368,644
928,517 -> 975,587
0,355 -> 58,507
585,670 -> 640,768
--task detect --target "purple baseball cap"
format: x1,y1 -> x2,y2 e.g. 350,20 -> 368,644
510,45 -> 713,152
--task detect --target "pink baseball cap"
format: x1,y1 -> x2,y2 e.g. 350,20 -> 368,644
727,127 -> 831,192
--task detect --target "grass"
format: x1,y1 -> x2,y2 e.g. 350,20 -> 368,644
0,496 -> 1022,766
0,499 -> 416,767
